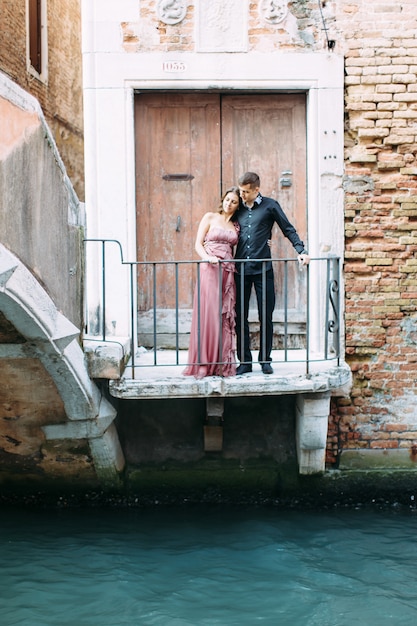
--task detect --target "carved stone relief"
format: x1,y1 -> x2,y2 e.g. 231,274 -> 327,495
157,0 -> 187,25
259,0 -> 289,25
197,0 -> 247,52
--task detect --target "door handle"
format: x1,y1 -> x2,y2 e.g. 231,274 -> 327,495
163,174 -> 194,181
176,216 -> 181,232
280,170 -> 293,188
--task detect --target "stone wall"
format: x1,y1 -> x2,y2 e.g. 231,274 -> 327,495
0,0 -> 84,199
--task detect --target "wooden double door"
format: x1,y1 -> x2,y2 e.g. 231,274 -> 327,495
134,92 -> 307,319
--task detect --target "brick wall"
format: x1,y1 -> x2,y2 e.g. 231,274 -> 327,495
0,0 -> 84,199
327,0 -> 417,465
122,0 -> 329,53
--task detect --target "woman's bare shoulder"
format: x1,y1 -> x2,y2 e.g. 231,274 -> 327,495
200,211 -> 217,224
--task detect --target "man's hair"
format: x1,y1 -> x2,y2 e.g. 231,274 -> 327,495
238,172 -> 260,188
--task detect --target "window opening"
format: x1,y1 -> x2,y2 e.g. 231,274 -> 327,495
27,0 -> 47,80
29,0 -> 42,73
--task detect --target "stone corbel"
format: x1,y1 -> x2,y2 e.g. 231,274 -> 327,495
204,397 -> 224,452
295,392 -> 331,474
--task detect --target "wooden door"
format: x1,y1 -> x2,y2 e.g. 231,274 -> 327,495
135,93 -> 221,310
221,94 -> 307,313
135,92 -> 306,318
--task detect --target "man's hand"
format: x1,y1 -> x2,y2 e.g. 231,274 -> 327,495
298,253 -> 310,267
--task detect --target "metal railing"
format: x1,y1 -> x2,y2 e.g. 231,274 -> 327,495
84,239 -> 341,378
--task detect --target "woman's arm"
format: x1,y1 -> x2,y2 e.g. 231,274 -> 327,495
195,213 -> 218,263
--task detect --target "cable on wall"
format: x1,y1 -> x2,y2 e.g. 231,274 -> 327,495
318,1 -> 336,51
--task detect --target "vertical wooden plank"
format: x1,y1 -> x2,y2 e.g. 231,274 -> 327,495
135,93 -> 221,310
222,94 -> 307,313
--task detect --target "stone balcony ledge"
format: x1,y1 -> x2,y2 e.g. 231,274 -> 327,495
107,348 -> 352,400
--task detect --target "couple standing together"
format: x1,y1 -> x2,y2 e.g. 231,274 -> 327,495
183,172 -> 310,379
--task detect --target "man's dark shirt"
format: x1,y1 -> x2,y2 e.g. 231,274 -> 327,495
234,193 -> 306,274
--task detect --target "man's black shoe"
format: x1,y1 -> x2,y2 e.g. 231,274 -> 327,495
236,364 -> 252,375
261,363 -> 273,375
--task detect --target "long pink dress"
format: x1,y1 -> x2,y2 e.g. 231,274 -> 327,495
183,225 -> 239,378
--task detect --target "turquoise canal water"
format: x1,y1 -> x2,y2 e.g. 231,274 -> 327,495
1,504 -> 417,625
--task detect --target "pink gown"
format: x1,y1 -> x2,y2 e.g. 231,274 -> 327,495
183,225 -> 239,378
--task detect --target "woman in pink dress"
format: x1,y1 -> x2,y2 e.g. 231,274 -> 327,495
183,187 -> 241,378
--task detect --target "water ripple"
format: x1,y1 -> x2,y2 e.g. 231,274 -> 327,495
1,507 -> 417,625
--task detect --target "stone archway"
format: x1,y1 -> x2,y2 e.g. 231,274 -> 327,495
0,245 -> 124,489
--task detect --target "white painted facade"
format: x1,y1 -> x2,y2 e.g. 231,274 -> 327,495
81,0 -> 345,349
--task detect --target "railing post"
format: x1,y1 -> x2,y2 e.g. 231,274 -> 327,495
239,262 -> 245,364
330,255 -> 341,364
196,262 -> 201,365
283,260 -> 288,357
218,261 -> 223,371
152,263 -> 157,365
101,240 -> 106,341
129,262 -> 135,377
261,261 -> 266,363
175,262 -> 179,364
325,254 -> 340,365
324,257 -> 331,359
305,262 -> 310,377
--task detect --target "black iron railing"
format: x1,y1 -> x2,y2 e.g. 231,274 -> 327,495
84,239 -> 341,378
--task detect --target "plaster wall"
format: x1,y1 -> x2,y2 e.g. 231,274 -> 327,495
0,75 -> 84,328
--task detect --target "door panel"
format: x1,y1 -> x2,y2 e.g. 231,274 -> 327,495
135,91 -> 307,323
221,94 -> 307,312
135,93 -> 221,310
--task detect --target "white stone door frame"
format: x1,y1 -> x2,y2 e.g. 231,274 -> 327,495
83,51 -> 345,354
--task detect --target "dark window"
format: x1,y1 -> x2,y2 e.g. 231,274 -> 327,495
29,0 -> 42,74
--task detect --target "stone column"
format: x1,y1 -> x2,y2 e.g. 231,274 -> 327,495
295,392 -> 331,474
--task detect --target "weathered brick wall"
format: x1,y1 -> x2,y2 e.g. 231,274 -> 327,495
0,0 -> 84,199
327,0 -> 417,465
121,0 -> 330,52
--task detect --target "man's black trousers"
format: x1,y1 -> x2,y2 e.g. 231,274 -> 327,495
235,269 -> 275,364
